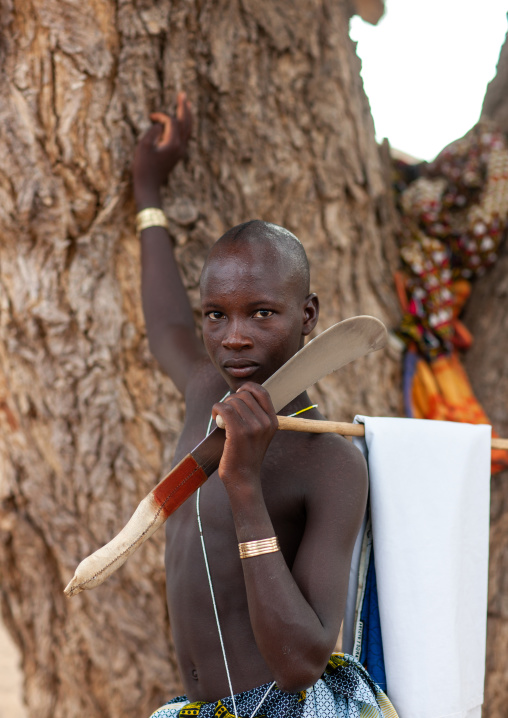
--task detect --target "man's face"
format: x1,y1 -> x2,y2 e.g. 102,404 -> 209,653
200,243 -> 310,391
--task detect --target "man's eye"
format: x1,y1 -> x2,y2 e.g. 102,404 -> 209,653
253,310 -> 274,318
207,311 -> 224,320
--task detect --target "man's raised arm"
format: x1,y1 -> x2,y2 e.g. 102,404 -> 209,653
133,93 -> 206,394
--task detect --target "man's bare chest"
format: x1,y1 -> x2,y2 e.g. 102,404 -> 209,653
164,435 -> 308,594
165,453 -> 306,557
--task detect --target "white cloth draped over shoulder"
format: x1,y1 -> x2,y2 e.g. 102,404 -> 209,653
344,417 -> 491,718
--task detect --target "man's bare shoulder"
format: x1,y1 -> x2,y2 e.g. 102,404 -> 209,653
291,430 -> 368,517
286,428 -> 366,476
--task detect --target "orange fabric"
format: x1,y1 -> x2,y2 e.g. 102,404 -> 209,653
451,319 -> 473,351
450,281 -> 473,350
411,353 -> 508,474
411,359 -> 448,421
450,280 -> 472,317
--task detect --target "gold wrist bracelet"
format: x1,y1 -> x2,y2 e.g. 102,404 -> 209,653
238,536 -> 280,559
136,207 -> 169,234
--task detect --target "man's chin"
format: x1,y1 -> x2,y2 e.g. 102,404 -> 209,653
221,370 -> 265,392
223,364 -> 259,380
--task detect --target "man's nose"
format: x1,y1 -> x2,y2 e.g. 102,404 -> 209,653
221,319 -> 253,349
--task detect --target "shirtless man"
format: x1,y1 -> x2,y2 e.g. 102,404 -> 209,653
133,94 -> 392,718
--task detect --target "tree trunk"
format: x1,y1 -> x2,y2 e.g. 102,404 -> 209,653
464,29 -> 508,718
0,1 -> 402,717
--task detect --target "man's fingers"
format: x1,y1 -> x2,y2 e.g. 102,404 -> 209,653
235,383 -> 276,420
176,92 -> 186,122
228,389 -> 271,424
214,399 -> 262,436
176,92 -> 192,143
140,122 -> 163,148
214,387 -> 276,434
150,112 -> 174,147
146,94 -> 191,152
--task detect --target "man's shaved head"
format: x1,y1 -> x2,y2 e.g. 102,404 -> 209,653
199,219 -> 319,384
201,220 -> 310,298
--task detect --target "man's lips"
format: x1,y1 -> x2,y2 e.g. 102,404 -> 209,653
222,359 -> 259,378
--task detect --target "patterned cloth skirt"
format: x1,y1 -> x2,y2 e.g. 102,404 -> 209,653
150,653 -> 398,718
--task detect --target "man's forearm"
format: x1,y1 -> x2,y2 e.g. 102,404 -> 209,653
228,486 -> 335,693
136,187 -> 204,386
138,187 -> 196,331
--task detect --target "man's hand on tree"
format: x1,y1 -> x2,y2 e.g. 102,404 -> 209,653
133,91 -> 192,209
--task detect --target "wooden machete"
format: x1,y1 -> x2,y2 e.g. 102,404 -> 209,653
64,315 -> 387,596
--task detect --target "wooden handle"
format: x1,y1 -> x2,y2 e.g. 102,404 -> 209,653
276,415 -> 508,450
277,415 -> 365,436
492,437 -> 508,450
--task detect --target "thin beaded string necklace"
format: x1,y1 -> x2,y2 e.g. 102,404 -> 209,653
196,393 -> 317,718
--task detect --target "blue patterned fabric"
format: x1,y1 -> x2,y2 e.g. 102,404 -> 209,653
150,654 -> 397,718
358,549 -> 387,692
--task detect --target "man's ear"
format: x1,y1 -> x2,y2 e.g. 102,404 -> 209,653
302,293 -> 319,336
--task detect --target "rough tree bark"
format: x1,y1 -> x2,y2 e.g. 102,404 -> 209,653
0,1 -> 399,717
464,29 -> 508,718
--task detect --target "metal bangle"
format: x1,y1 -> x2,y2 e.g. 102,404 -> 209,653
136,207 -> 169,234
238,536 -> 280,559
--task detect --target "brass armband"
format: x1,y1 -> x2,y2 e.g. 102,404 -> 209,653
136,207 -> 169,234
238,536 -> 280,559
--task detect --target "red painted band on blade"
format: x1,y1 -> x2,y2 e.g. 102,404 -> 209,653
153,454 -> 208,518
